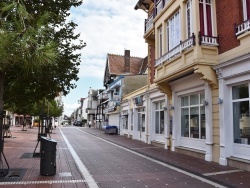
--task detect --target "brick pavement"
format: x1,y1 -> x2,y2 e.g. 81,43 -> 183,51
0,126 -> 87,188
1,125 -> 250,188
81,127 -> 250,188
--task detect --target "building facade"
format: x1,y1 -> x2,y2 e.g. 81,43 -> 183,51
134,0 -> 250,170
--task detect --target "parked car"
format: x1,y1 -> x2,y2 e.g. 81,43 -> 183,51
74,121 -> 83,127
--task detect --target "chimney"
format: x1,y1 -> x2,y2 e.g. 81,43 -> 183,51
124,50 -> 130,73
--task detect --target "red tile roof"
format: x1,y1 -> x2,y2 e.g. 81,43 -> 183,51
107,53 -> 147,75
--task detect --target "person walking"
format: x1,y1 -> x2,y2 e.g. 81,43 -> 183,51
88,121 -> 92,128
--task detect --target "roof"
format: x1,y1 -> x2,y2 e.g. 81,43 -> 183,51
107,53 -> 147,75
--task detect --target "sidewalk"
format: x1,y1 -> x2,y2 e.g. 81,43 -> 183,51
0,126 -> 87,188
0,126 -> 250,188
82,127 -> 250,188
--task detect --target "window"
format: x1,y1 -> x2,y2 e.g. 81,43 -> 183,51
138,108 -> 145,132
242,0 -> 250,21
186,0 -> 193,38
155,101 -> 165,134
122,111 -> 128,129
167,11 -> 180,51
181,93 -> 206,139
199,0 -> 212,36
158,27 -> 163,58
131,109 -> 133,131
232,84 -> 250,145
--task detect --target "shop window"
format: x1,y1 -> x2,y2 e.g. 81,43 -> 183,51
155,101 -> 165,134
130,110 -> 133,131
232,84 -> 250,145
181,93 -> 206,139
138,108 -> 145,132
122,111 -> 128,129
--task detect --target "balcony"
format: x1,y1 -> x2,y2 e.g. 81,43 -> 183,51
199,32 -> 219,46
235,19 -> 250,36
145,14 -> 153,33
155,34 -> 195,67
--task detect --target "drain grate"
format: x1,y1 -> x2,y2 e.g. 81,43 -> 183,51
0,169 -> 26,182
20,153 -> 34,158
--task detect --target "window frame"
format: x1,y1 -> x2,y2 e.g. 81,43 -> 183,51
180,92 -> 206,139
166,10 -> 180,51
232,83 -> 250,145
199,0 -> 213,36
154,100 -> 165,134
186,0 -> 193,38
158,26 -> 163,58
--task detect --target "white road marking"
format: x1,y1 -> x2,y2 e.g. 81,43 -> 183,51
78,128 -> 227,188
203,169 -> 244,176
0,179 -> 85,185
59,128 -> 99,188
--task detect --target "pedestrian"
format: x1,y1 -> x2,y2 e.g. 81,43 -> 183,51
88,121 -> 92,128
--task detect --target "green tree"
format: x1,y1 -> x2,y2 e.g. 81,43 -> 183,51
2,0 -> 84,113
0,1 -> 59,167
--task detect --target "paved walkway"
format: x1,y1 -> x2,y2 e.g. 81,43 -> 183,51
0,125 -> 249,188
81,127 -> 250,188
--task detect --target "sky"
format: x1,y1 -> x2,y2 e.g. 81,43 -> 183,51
62,0 -> 148,117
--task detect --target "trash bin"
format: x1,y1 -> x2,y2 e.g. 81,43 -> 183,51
40,136 -> 57,176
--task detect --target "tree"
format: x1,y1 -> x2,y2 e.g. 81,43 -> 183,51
2,0 -> 84,108
0,1 -> 59,173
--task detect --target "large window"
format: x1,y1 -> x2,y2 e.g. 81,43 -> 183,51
186,0 -> 193,38
232,84 -> 250,145
167,11 -> 180,51
181,93 -> 206,139
242,0 -> 250,21
199,0 -> 212,36
155,101 -> 164,134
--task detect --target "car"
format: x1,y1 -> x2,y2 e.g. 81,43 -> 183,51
74,121 -> 83,126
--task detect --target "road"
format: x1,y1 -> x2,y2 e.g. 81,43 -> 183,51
60,127 -> 226,188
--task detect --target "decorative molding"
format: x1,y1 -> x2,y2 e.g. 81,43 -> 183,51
194,65 -> 218,87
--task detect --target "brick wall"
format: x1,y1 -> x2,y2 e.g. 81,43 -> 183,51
216,0 -> 241,54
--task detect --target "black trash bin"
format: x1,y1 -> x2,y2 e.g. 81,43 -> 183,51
40,136 -> 57,176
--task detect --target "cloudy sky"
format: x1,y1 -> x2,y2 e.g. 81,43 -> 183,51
62,0 -> 148,116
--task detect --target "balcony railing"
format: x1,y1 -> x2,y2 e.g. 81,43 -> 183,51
199,31 -> 219,46
155,34 -> 195,67
235,19 -> 250,36
145,14 -> 153,33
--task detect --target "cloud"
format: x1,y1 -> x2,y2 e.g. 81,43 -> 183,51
63,0 -> 147,116
69,0 -> 147,80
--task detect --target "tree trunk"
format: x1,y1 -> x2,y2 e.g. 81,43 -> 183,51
0,71 -> 4,155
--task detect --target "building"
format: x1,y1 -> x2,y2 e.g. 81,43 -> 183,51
134,0 -> 250,171
98,50 -> 148,133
